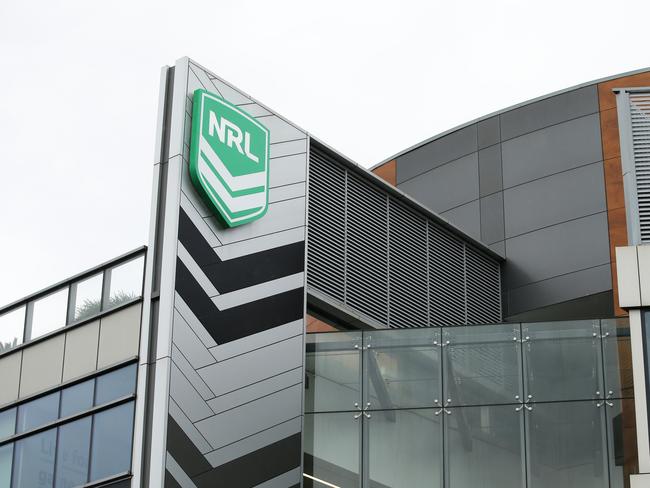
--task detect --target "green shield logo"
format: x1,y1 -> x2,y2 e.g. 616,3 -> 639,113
189,89 -> 270,227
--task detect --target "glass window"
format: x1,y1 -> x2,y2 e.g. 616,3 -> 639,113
444,324 -> 522,406
60,379 -> 95,418
55,417 -> 91,488
369,409 -> 442,488
0,443 -> 12,488
0,407 -> 16,440
304,412 -> 360,488
446,404 -> 525,488
606,399 -> 638,488
89,402 -> 134,481
305,332 -> 362,413
29,288 -> 69,341
106,256 -> 144,309
17,391 -> 60,434
94,364 -> 137,406
71,273 -> 103,322
12,427 -> 57,488
0,306 -> 25,353
523,320 -> 603,402
364,328 -> 441,410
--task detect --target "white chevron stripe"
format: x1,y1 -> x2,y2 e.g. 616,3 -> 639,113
199,136 -> 266,191
168,398 -> 213,454
213,226 -> 304,261
212,272 -> 304,310
177,243 -> 219,297
175,293 -> 218,348
166,452 -> 198,488
198,157 -> 266,213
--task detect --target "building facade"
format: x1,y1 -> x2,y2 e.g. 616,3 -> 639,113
0,58 -> 649,487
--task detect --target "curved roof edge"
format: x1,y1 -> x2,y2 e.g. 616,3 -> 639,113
370,66 -> 650,171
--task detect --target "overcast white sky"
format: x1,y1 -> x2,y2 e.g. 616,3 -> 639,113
1,0 -> 649,306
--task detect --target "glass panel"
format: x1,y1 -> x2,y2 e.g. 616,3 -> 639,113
526,400 -> 608,488
0,306 -> 25,353
303,412 -> 359,488
89,402 -> 134,481
602,319 -> 634,399
71,273 -> 103,322
364,328 -> 441,410
0,407 -> 16,439
606,399 -> 639,488
444,324 -> 522,406
368,409 -> 442,488
94,363 -> 137,406
446,404 -> 525,488
0,443 -> 12,488
17,391 -> 60,434
523,320 -> 603,402
12,427 -> 57,488
60,379 -> 95,418
305,332 -> 361,413
55,417 -> 91,488
106,256 -> 144,309
29,288 -> 69,340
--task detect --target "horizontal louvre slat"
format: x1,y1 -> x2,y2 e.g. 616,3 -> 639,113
307,146 -> 502,328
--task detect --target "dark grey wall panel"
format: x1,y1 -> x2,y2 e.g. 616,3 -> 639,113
397,153 -> 479,213
503,212 -> 610,289
501,113 -> 603,188
503,162 -> 607,238
441,200 -> 481,241
507,263 -> 612,316
396,124 -> 477,183
478,116 -> 500,149
500,85 -> 599,141
480,193 -> 505,245
478,144 -> 503,197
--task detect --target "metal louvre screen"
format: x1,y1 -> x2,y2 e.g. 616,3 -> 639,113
307,145 -> 502,327
629,92 -> 650,242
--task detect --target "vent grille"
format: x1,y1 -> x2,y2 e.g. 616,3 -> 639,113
307,146 -> 502,327
629,93 -> 650,242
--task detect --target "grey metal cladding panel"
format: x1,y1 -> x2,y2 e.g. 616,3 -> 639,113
500,85 -> 599,141
195,384 -> 302,450
478,116 -> 500,149
503,212 -> 610,288
170,362 -> 214,422
168,397 -> 212,454
503,161 -> 607,238
207,368 -> 302,414
171,344 -> 215,400
480,193 -> 505,245
204,417 -> 302,468
397,152 -> 479,213
268,153 -> 307,188
501,113 -> 603,188
396,124 -> 478,183
199,335 -> 303,397
172,309 -> 216,369
478,144 -> 503,197
507,263 -> 612,315
440,200 -> 481,241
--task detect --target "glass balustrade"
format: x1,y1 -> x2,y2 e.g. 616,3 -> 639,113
304,319 -> 638,488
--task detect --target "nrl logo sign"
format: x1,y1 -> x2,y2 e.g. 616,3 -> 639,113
189,89 -> 270,227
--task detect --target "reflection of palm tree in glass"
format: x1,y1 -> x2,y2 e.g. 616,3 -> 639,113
0,337 -> 19,353
75,290 -> 137,321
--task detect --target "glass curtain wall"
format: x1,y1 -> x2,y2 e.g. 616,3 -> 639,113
304,319 -> 637,488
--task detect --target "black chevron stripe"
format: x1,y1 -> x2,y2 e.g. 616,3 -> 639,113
178,207 -> 304,294
167,415 -> 301,488
175,258 -> 304,345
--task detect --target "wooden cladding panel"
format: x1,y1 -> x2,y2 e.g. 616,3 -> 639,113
372,159 -> 396,186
